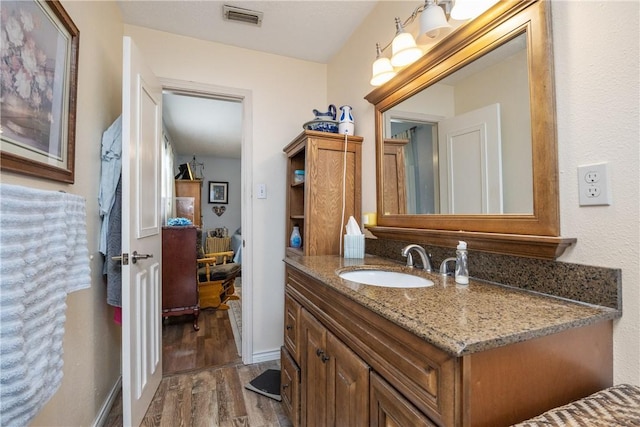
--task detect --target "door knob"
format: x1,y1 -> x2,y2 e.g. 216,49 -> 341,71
131,251 -> 153,264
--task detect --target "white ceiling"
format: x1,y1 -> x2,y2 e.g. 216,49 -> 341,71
118,1 -> 379,157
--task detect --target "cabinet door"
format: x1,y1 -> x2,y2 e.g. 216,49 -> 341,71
370,372 -> 437,427
280,347 -> 300,427
327,332 -> 370,427
301,308 -> 328,427
284,292 -> 302,364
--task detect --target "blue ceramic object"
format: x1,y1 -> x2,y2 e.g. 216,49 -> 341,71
303,120 -> 338,133
312,104 -> 337,121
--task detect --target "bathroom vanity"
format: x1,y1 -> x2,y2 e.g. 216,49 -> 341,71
280,254 -> 619,427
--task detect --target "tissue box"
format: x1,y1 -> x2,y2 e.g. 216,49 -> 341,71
344,234 -> 365,259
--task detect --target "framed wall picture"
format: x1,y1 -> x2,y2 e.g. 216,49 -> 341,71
208,181 -> 228,204
0,0 -> 80,183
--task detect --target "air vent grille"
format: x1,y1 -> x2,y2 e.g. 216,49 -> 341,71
223,5 -> 263,27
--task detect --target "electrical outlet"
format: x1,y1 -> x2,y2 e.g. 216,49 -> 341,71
578,163 -> 611,206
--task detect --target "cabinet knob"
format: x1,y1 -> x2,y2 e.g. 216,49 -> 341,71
286,325 -> 293,330
316,348 -> 324,357
321,355 -> 330,363
282,383 -> 290,389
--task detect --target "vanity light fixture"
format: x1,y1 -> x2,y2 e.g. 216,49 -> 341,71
450,0 -> 499,20
370,0 -> 497,87
391,17 -> 423,67
370,43 -> 397,86
417,0 -> 452,42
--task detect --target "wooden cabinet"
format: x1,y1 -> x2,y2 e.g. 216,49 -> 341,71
300,308 -> 369,427
282,264 -> 613,427
283,130 -> 362,256
175,179 -> 202,226
162,226 -> 199,330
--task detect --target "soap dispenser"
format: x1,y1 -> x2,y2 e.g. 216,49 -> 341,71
455,241 -> 469,285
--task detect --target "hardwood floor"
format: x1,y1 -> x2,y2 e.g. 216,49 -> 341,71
163,309 -> 241,375
104,308 -> 291,426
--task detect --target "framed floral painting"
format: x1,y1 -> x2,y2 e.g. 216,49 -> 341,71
0,0 -> 79,183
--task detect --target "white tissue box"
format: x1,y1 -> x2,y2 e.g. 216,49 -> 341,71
344,234 -> 365,259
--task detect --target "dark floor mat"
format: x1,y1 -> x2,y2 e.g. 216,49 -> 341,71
244,369 -> 281,401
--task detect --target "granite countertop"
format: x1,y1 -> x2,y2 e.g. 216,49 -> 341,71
283,254 -> 621,357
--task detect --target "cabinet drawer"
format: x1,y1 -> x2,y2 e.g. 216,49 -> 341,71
280,347 -> 300,427
284,291 -> 302,363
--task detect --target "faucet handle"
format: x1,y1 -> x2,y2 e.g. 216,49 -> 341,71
405,253 -> 414,268
439,257 -> 457,276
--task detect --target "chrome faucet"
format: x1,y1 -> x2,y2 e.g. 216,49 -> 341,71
401,244 -> 433,272
439,257 -> 457,276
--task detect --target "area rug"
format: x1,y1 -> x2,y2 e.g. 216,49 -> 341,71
228,277 -> 242,356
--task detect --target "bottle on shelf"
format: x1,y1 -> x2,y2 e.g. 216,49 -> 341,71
290,225 -> 302,248
455,241 -> 469,285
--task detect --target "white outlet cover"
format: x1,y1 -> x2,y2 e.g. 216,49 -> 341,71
578,163 -> 611,206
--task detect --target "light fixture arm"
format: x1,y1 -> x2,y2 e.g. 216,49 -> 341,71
375,0 -> 452,55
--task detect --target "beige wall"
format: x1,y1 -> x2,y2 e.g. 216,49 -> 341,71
2,1 -> 637,425
0,2 -> 124,426
329,0 -> 639,386
123,25 -> 328,358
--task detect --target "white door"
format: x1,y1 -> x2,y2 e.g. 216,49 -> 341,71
438,103 -> 503,214
121,36 -> 163,427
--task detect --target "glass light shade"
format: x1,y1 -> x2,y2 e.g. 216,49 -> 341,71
417,2 -> 452,43
391,32 -> 422,67
370,56 -> 396,86
450,0 -> 499,20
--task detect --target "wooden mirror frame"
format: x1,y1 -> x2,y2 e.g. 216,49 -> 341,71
365,0 -> 575,259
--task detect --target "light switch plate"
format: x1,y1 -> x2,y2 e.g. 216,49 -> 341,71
257,183 -> 267,199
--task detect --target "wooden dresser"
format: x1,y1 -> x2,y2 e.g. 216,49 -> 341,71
162,226 -> 199,330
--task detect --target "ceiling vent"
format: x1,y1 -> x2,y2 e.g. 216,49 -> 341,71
223,5 -> 263,27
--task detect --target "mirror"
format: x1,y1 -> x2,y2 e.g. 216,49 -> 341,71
366,0 -> 576,259
383,33 -> 531,215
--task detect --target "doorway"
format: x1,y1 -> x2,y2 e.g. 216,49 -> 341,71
159,78 -> 253,371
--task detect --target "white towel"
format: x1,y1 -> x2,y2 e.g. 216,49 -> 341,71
0,184 -> 91,426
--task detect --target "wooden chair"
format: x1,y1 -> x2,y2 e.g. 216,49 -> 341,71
197,250 -> 240,310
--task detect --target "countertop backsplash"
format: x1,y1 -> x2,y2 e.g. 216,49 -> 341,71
364,236 -> 621,311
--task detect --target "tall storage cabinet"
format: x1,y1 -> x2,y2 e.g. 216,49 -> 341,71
283,130 -> 363,256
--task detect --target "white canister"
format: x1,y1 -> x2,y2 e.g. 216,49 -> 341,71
338,105 -> 355,135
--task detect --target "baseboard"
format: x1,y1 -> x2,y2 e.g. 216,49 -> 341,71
251,348 -> 280,364
92,375 -> 122,427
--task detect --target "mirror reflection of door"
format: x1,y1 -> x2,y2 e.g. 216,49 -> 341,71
382,32 -> 533,216
438,103 -> 503,214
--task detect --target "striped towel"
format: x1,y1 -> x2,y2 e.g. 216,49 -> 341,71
0,184 -> 91,426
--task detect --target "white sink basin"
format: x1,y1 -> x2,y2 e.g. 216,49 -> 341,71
339,270 -> 434,288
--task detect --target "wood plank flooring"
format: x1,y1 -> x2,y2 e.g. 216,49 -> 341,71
104,308 -> 292,426
163,309 -> 241,375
